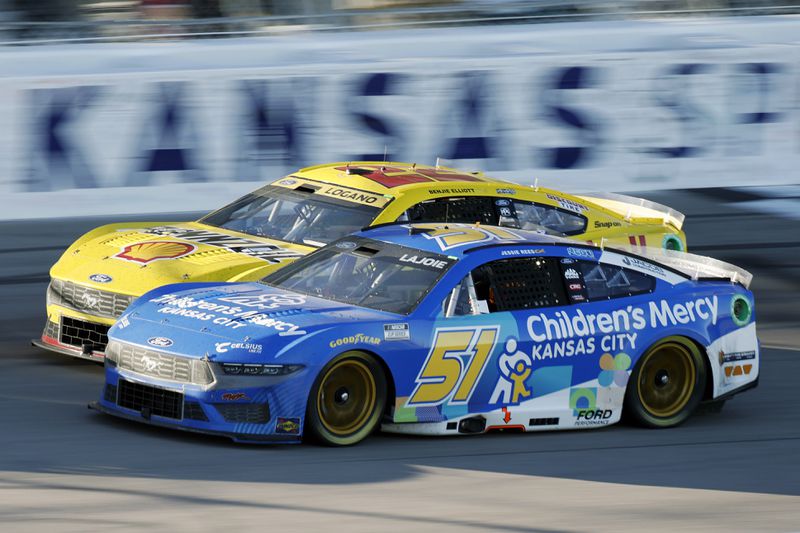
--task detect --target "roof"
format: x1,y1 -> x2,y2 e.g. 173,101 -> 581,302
356,222 -> 752,288
356,222 -> 576,258
290,161 -> 512,194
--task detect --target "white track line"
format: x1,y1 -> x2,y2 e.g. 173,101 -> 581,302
761,344 -> 800,352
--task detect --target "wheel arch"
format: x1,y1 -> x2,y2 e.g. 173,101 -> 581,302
660,333 -> 714,402
685,336 -> 715,402
623,332 -> 711,421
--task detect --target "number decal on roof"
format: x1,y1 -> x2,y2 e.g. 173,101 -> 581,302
413,223 -> 524,251
335,165 -> 482,188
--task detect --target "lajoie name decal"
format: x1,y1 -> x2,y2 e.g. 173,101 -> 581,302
142,226 -> 305,263
399,254 -> 450,270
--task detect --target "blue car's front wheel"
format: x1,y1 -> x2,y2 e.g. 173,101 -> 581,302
306,351 -> 387,446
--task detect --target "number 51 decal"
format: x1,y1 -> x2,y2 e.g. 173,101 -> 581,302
407,326 -> 500,407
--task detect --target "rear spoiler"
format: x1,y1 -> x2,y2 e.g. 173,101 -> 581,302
578,192 -> 685,230
609,245 -> 753,289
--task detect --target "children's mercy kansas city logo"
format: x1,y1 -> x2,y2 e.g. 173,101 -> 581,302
490,337 -> 532,406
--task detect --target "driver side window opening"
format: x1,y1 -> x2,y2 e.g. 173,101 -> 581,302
398,196 -> 588,236
444,257 -> 567,316
399,197 -> 496,225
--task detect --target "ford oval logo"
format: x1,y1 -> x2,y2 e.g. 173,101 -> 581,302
89,273 -> 112,283
335,241 -> 357,250
147,337 -> 173,348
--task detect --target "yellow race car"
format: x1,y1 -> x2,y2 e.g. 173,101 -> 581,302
36,162 -> 685,361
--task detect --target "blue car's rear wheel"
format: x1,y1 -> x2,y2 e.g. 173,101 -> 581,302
306,351 -> 387,446
625,336 -> 705,428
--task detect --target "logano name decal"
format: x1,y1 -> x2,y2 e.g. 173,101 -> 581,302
526,296 -> 719,359
143,226 -> 305,263
320,186 -> 386,206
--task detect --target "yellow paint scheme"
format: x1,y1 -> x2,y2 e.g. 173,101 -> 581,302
48,221 -> 314,328
44,161 -> 685,350
289,161 -> 685,248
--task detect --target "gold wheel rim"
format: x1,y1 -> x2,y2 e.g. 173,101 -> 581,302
317,359 -> 376,436
637,342 -> 696,418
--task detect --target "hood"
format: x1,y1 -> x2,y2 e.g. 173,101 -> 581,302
51,221 -> 314,296
110,282 -> 393,363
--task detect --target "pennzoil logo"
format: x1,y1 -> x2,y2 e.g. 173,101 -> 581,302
115,241 -> 196,264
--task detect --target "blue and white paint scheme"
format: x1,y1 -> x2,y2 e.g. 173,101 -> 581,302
93,223 -> 758,443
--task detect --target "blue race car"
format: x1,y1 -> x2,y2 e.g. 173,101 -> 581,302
91,223 -> 759,445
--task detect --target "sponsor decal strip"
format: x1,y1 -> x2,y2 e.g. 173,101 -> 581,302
330,334 -> 381,349
273,177 -> 391,207
151,294 -> 306,336
143,226 -> 304,264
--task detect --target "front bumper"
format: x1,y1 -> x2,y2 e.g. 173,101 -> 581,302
93,367 -> 307,444
89,401 -> 296,443
35,312 -> 111,362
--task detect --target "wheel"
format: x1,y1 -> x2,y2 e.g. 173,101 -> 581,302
306,351 -> 387,446
624,336 -> 705,428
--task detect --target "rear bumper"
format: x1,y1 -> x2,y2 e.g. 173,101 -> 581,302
709,376 -> 759,404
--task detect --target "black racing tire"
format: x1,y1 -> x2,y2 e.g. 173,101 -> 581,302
305,351 -> 387,446
624,336 -> 706,428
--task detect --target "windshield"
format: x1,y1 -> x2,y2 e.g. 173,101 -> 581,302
200,185 -> 382,247
264,238 -> 456,314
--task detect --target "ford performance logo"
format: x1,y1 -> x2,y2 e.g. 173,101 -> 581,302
147,337 -> 173,348
89,273 -> 112,283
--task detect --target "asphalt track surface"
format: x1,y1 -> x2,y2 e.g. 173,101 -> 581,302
1,188 -> 799,532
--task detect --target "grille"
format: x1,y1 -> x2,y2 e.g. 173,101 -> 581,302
213,403 -> 270,424
108,342 -> 214,385
60,317 -> 110,351
104,384 -> 118,403
43,319 -> 59,340
183,401 -> 209,422
118,379 -> 183,419
49,279 -> 136,319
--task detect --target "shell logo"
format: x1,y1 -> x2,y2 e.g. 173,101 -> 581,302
115,241 -> 196,264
